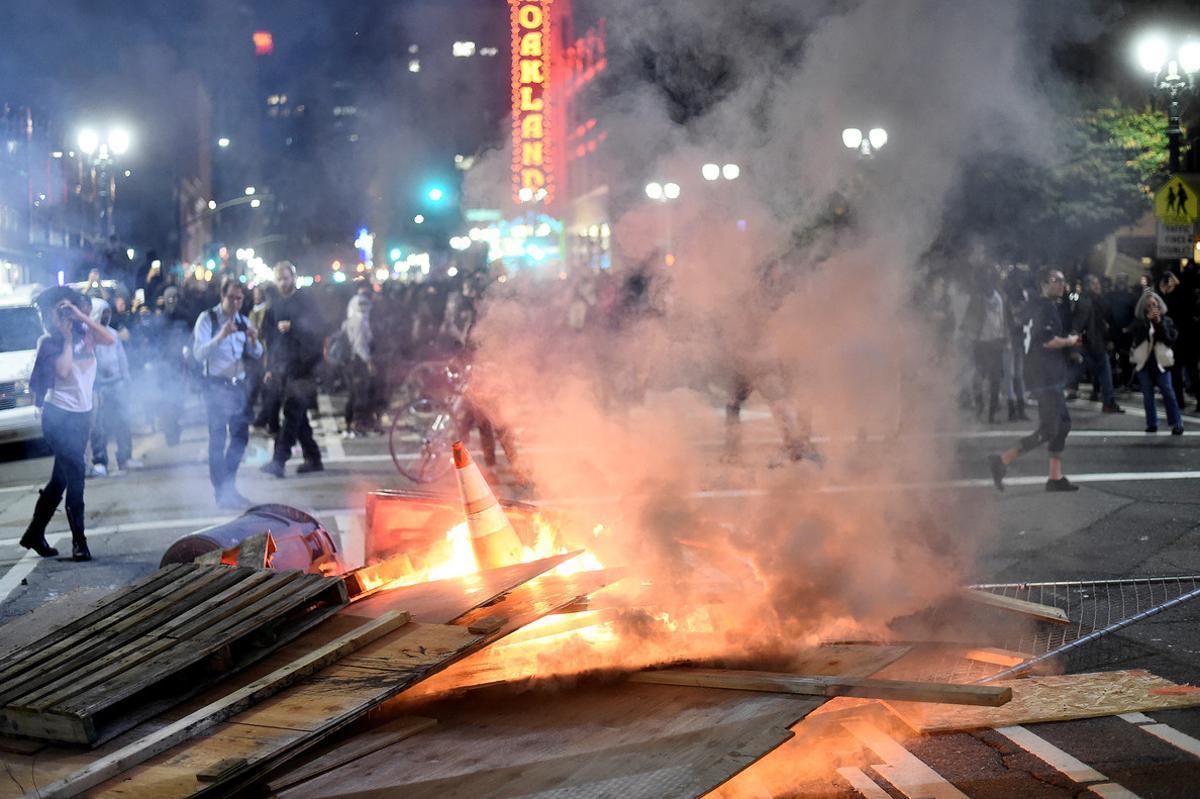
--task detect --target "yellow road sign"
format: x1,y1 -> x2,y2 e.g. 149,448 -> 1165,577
1155,176 -> 1199,225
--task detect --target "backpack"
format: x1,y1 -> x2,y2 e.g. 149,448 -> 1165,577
326,329 -> 351,366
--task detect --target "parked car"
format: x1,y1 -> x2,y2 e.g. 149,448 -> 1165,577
0,286 -> 46,444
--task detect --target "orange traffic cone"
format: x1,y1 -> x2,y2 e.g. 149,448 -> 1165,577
453,441 -> 523,569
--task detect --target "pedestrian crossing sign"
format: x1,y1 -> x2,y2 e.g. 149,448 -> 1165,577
1154,176 -> 1199,225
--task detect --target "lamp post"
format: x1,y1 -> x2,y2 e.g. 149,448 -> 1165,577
645,181 -> 681,265
77,125 -> 132,238
1135,34 -> 1200,174
841,127 -> 888,158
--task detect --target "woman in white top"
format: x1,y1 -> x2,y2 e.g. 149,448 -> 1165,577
20,287 -> 116,561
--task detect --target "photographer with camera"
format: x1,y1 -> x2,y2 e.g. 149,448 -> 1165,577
193,277 -> 263,508
20,287 -> 116,561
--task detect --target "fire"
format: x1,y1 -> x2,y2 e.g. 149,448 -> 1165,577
521,512 -> 607,576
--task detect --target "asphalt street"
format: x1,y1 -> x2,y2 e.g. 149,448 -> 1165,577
1,387 -> 1199,798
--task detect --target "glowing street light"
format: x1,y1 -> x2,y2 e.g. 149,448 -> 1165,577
427,186 -> 445,202
663,182 -> 681,200
217,137 -> 231,148
842,126 -> 888,157
108,127 -> 131,155
244,186 -> 256,196
414,214 -> 425,224
208,200 -> 217,210
77,128 -> 100,155
721,163 -> 740,180
645,182 -> 664,200
701,163 -> 720,181
249,198 -> 262,208
1133,32 -> 1200,173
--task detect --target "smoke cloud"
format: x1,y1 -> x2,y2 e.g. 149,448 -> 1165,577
464,0 -> 1100,662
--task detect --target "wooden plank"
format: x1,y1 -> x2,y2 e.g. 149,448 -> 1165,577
886,669 -> 1200,733
265,682 -> 820,799
263,716 -> 437,794
32,610 -> 410,799
0,564 -> 206,690
465,615 -> 507,635
0,567 -> 248,709
960,646 -> 1033,668
12,569 -> 268,712
629,669 -> 1012,707
86,622 -> 483,799
196,756 -> 247,783
962,589 -> 1070,625
57,575 -> 345,719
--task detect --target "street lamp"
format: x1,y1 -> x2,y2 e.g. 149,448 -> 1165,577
217,137 -> 231,148
842,126 -> 888,157
1135,33 -> 1200,173
76,125 -> 133,238
701,163 -> 720,181
645,180 -> 681,265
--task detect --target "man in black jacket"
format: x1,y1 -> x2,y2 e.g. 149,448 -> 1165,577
1072,275 -> 1124,414
259,261 -> 324,477
988,268 -> 1081,492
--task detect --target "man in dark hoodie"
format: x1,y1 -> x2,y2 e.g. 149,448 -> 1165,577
259,261 -> 325,477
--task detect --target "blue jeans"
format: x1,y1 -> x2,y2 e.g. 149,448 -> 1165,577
204,379 -> 250,497
1137,366 -> 1182,429
1082,349 -> 1116,406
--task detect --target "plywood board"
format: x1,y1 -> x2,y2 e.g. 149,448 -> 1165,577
886,669 -> 1200,733
277,682 -> 823,799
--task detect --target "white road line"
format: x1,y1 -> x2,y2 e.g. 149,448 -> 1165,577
1119,713 -> 1156,725
0,483 -> 39,495
994,725 -> 1104,782
316,394 -> 345,460
841,720 -> 968,799
1089,783 -> 1144,799
835,766 -> 892,798
0,507 -> 364,549
1131,721 -> 1200,759
0,534 -> 68,604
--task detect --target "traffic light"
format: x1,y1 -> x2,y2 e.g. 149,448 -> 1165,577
426,186 -> 445,203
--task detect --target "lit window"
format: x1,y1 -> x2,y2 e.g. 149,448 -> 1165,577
452,41 -> 476,57
408,59 -> 421,73
479,47 -> 499,57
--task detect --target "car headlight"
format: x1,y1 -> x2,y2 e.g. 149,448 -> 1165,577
11,379 -> 33,407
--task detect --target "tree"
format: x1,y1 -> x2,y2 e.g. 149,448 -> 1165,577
933,102 -> 1170,267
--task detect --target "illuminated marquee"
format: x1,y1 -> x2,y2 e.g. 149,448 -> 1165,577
510,0 -> 553,204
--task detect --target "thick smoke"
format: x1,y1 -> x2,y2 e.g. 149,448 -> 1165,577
464,0 -> 1094,658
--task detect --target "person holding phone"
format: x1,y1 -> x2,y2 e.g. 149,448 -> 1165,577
988,268 -> 1081,492
20,287 -> 116,561
1131,291 -> 1183,435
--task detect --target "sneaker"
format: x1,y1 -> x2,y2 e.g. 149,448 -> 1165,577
1172,426 -> 1184,436
296,460 -> 324,474
259,460 -> 285,478
1146,426 -> 1158,434
89,463 -> 108,478
988,454 -> 1006,491
1046,477 -> 1080,492
120,459 -> 145,471
1101,404 -> 1125,414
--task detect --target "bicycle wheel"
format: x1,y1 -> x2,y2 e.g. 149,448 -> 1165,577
390,360 -> 451,413
389,397 -> 457,483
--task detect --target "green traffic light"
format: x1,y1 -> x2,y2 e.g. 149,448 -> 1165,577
427,187 -> 445,202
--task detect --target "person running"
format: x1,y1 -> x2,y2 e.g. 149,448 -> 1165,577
1131,290 -> 1184,435
988,268 -> 1080,492
193,277 -> 263,507
20,287 -> 116,561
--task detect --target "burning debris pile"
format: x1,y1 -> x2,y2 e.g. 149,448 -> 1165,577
3,441 -> 1200,799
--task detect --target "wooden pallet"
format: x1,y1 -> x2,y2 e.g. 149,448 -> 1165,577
0,562 -> 348,746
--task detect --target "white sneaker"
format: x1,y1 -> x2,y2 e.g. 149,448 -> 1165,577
90,463 -> 108,477
121,459 -> 145,471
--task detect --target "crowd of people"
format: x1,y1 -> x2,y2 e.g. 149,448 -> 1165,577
956,262 -> 1199,494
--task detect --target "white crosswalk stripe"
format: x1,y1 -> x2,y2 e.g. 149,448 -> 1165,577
993,725 -> 1141,796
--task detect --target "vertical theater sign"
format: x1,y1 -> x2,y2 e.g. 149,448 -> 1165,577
510,0 -> 554,205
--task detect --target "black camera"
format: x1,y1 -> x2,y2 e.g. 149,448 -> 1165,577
57,305 -> 88,339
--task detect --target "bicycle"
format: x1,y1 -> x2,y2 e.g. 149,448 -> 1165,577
388,360 -> 470,483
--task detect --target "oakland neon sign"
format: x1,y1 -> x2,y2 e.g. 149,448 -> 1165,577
510,0 -> 553,204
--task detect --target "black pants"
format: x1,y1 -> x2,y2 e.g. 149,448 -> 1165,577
1019,388 -> 1071,456
972,339 -> 1005,418
253,371 -> 282,433
91,384 -> 132,468
274,380 -> 321,465
343,356 -> 375,431
33,404 -> 92,541
204,379 -> 251,497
